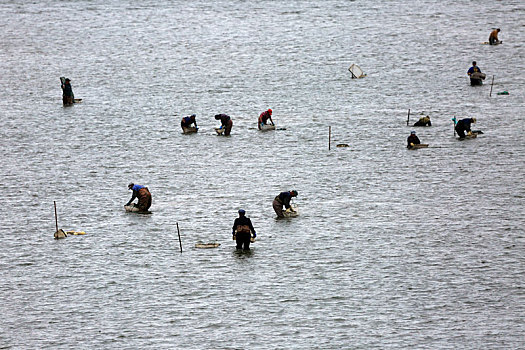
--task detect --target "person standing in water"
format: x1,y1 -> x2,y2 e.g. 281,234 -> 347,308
232,209 -> 256,251
61,78 -> 74,105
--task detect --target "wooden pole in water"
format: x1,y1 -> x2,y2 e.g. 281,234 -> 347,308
328,126 -> 331,150
176,222 -> 182,253
453,116 -> 456,137
489,75 -> 495,97
54,201 -> 59,233
407,109 -> 410,126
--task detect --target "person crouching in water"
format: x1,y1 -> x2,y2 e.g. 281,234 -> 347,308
232,209 -> 256,251
273,190 -> 298,218
413,115 -> 431,127
258,108 -> 274,129
489,28 -> 500,45
407,131 -> 421,149
455,117 -> 476,139
126,183 -> 152,211
214,114 -> 233,136
181,114 -> 198,131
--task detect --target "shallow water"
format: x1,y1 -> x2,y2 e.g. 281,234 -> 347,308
1,0 -> 524,348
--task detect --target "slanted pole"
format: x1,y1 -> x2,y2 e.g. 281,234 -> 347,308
176,222 -> 183,253
407,109 -> 410,126
489,75 -> 495,97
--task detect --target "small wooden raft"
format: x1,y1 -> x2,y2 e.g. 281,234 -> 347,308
195,242 -> 221,249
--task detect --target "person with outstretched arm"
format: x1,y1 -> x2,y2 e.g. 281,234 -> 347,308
232,209 -> 256,251
272,190 -> 298,218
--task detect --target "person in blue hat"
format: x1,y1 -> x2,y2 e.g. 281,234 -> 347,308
407,131 -> 421,148
232,209 -> 256,250
126,183 -> 152,211
272,190 -> 298,218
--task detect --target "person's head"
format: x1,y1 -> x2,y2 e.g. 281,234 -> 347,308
238,209 -> 246,216
472,61 -> 477,66
268,109 -> 272,115
190,114 -> 196,121
290,190 -> 298,197
497,28 -> 500,32
65,78 -> 71,83
471,118 -> 476,123
214,114 -> 220,120
411,131 -> 416,135
128,183 -> 134,190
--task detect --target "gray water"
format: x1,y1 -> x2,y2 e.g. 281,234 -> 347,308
1,0 -> 524,348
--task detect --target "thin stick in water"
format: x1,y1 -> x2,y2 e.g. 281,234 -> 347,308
407,109 -> 410,126
328,126 -> 331,150
54,201 -> 58,233
176,222 -> 183,253
489,75 -> 495,97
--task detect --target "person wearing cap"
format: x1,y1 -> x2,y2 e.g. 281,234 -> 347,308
455,117 -> 476,139
61,78 -> 74,105
407,131 -> 421,149
214,114 -> 233,136
125,183 -> 152,211
181,114 -> 198,130
232,209 -> 256,251
467,61 -> 484,85
489,28 -> 501,45
273,190 -> 298,218
413,115 -> 431,127
258,109 -> 274,130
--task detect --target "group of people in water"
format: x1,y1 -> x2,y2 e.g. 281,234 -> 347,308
178,108 -> 275,136
125,184 -> 298,251
406,28 -> 498,148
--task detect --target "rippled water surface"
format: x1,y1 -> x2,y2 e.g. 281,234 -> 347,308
1,0 -> 524,348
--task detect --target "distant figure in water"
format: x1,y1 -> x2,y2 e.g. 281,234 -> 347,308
455,118 -> 476,139
215,114 -> 233,136
467,61 -> 484,85
232,209 -> 256,251
413,116 -> 432,127
467,61 -> 482,76
181,114 -> 198,130
407,131 -> 421,149
61,78 -> 74,105
258,108 -> 274,129
489,28 -> 501,45
273,190 -> 298,218
126,183 -> 152,211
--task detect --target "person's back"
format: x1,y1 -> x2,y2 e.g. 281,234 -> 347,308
489,28 -> 500,44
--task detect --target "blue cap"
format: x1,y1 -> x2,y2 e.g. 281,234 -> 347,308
411,131 -> 416,135
238,209 -> 245,214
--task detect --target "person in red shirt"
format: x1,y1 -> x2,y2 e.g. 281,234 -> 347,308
258,109 -> 274,130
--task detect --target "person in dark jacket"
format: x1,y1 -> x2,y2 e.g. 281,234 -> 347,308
467,61 -> 484,85
258,109 -> 274,129
455,118 -> 476,139
407,131 -> 421,148
232,209 -> 256,250
181,114 -> 198,130
215,114 -> 233,136
273,190 -> 298,218
413,116 -> 431,127
126,183 -> 152,211
61,78 -> 74,105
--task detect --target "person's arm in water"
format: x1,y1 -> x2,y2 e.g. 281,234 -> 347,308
126,191 -> 137,206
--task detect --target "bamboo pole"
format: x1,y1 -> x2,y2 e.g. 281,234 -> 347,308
489,75 -> 495,97
54,201 -> 58,233
328,126 -> 331,150
407,109 -> 410,126
176,222 -> 183,253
